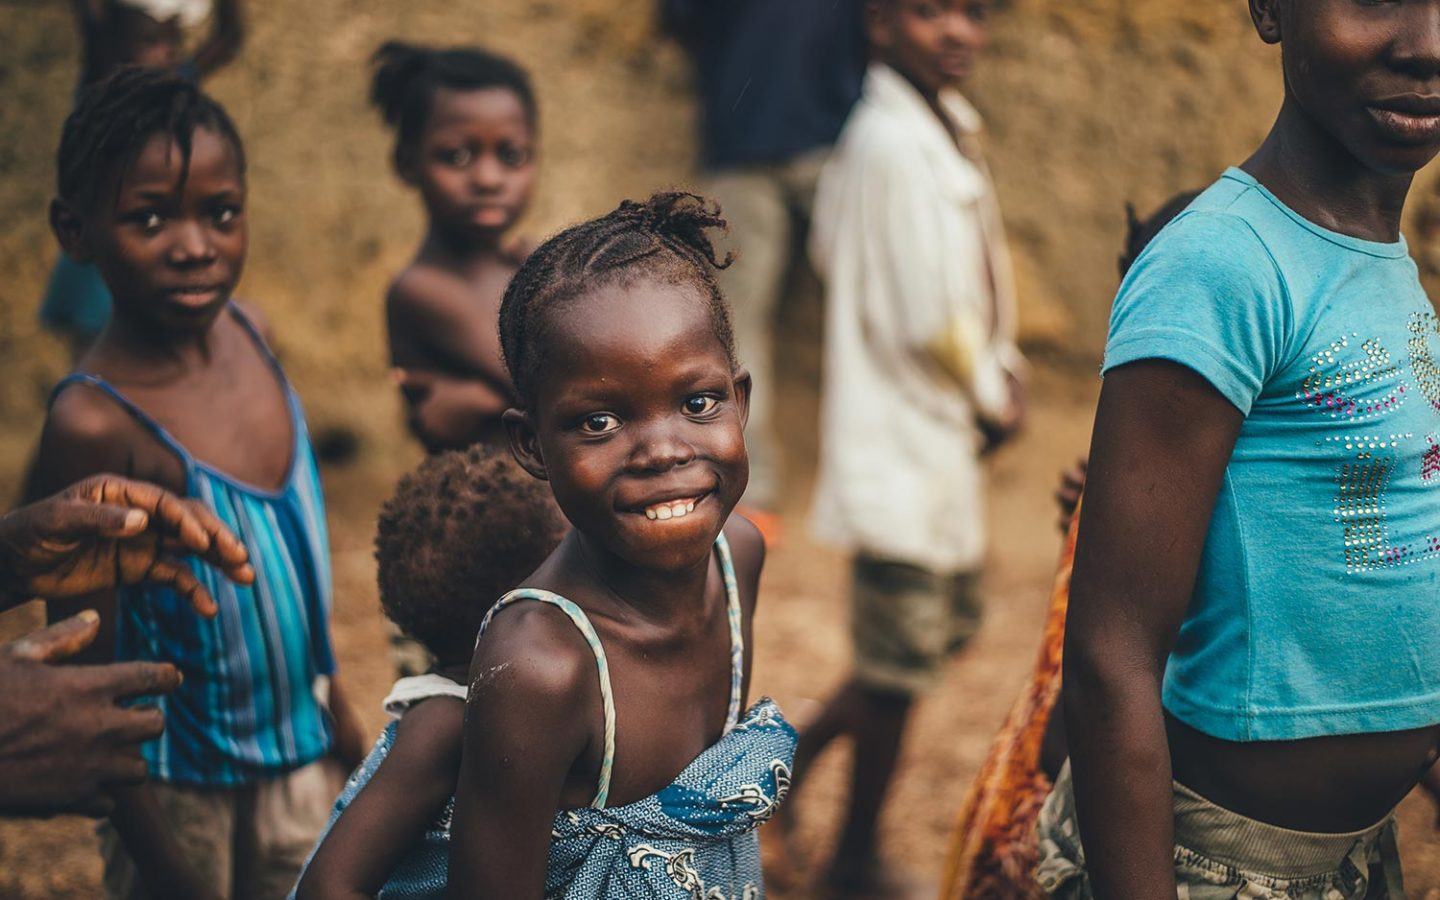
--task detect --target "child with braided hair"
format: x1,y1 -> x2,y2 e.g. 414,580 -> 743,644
447,192 -> 796,899
30,69 -> 365,899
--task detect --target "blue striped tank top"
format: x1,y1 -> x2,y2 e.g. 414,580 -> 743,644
49,308 -> 336,786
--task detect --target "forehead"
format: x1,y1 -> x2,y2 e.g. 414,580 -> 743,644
115,127 -> 244,197
536,279 -> 730,395
426,86 -> 532,135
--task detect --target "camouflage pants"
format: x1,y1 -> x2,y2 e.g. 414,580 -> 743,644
1036,761 -> 1405,899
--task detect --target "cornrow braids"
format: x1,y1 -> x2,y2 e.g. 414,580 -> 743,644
498,190 -> 737,407
370,40 -> 537,169
57,67 -> 246,213
375,444 -> 566,664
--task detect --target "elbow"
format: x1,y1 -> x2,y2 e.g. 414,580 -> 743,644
1060,631 -> 1162,727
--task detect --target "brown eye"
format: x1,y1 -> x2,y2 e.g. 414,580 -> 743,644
581,413 -> 619,434
684,395 -> 719,416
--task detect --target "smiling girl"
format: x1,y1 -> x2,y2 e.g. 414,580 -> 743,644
1044,1 -> 1440,897
446,192 -> 796,899
371,42 -> 538,455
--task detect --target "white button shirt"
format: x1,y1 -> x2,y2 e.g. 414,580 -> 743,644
808,63 -> 1023,574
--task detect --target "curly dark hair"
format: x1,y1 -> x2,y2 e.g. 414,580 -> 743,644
375,445 -> 566,664
57,67 -> 245,212
498,190 -> 736,407
370,40 -> 536,171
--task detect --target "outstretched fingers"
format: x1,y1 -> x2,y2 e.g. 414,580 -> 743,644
7,610 -> 102,663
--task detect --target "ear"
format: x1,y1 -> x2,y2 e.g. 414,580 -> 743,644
1250,0 -> 1282,45
504,407 -> 548,481
731,367 -> 753,430
50,198 -> 92,263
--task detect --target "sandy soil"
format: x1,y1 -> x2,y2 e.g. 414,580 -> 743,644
6,366 -> 1440,899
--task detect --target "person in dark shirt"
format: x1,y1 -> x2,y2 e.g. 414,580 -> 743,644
661,0 -> 865,529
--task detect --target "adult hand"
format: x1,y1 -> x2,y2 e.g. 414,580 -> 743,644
980,372 -> 1027,455
1055,458 -> 1087,533
0,611 -> 181,817
0,474 -> 253,615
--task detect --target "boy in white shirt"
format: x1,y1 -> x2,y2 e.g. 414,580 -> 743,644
778,1 -> 1023,893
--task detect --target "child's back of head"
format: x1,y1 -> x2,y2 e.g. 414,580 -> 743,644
375,445 -> 566,667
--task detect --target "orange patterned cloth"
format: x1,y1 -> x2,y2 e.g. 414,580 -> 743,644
939,510 -> 1079,899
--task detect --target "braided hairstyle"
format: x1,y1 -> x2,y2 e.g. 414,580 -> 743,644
375,444 -> 567,664
57,67 -> 245,212
371,41 -> 536,170
499,191 -> 736,407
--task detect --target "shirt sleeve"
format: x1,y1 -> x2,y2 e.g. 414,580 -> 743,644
1103,211 -> 1293,415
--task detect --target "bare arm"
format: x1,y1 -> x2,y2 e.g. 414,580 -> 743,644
296,699 -> 462,900
26,392 -> 220,899
447,608 -> 595,899
191,0 -> 244,76
1063,360 -> 1242,900
388,276 -> 512,394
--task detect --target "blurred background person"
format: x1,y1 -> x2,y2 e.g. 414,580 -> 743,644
660,0 -> 866,536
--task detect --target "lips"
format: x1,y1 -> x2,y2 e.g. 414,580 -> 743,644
1368,95 -> 1440,145
163,284 -> 227,308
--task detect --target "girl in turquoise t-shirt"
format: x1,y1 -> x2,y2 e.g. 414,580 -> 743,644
1047,3 -> 1440,898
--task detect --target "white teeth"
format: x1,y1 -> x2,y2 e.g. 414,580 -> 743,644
642,497 -> 701,521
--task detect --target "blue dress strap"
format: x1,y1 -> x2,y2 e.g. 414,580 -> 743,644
715,532 -> 746,733
47,372 -> 190,461
477,589 -> 618,810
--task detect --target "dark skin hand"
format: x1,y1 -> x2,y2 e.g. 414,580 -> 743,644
37,127 -> 359,899
388,86 -> 536,452
0,473 -> 253,613
1070,4 -> 1440,895
294,661 -> 468,900
0,611 -> 180,818
448,279 -> 760,898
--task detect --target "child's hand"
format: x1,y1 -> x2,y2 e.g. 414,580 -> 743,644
327,675 -> 369,773
1055,458 -> 1087,533
980,373 -> 1027,454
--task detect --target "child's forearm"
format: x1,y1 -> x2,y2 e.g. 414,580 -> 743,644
1062,653 -> 1177,900
109,783 -> 222,900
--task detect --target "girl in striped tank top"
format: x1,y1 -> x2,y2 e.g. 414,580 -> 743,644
29,69 -> 366,899
448,192 -> 796,898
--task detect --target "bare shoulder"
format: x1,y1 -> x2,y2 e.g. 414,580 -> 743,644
468,600 -> 599,713
388,695 -> 466,771
230,299 -> 275,346
31,380 -> 168,498
722,515 -> 765,611
387,263 -> 468,318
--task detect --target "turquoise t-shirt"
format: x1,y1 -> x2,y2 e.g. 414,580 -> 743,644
1104,167 -> 1440,742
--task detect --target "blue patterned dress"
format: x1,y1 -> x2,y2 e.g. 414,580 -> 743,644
478,533 -> 797,899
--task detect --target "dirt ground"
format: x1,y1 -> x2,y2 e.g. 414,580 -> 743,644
7,365 -> 1440,898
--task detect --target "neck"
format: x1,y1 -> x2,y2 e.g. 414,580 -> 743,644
101,306 -> 224,371
570,531 -> 713,627
1243,95 -> 1413,243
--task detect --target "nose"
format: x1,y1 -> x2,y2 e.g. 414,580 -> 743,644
944,9 -> 985,50
627,419 -> 697,473
1392,3 -> 1440,78
471,154 -> 506,192
168,219 -> 217,267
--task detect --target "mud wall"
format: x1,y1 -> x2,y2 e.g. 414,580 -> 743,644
0,0 -> 1356,472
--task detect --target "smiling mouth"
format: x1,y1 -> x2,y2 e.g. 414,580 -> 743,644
639,492 -> 709,522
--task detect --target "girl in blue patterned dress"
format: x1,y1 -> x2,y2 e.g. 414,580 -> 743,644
292,446 -> 567,899
448,192 -> 796,899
